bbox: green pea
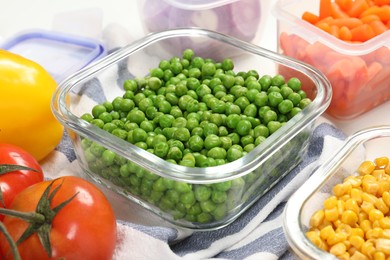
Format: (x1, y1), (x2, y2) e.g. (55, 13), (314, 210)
(204, 134), (221, 149)
(278, 99), (294, 114)
(287, 77), (301, 91)
(236, 120), (252, 136)
(123, 79), (138, 91)
(227, 147), (243, 162)
(188, 135), (204, 152)
(207, 147), (227, 160)
(194, 185), (211, 201)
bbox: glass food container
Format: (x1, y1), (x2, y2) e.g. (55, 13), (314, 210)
(283, 125), (390, 259)
(273, 0), (390, 120)
(52, 28), (331, 230)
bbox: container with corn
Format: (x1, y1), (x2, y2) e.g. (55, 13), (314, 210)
(282, 126), (390, 259)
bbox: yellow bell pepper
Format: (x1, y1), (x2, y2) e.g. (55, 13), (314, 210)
(0, 50), (64, 161)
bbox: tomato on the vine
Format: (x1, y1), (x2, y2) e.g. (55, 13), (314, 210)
(0, 143), (43, 220)
(0, 176), (117, 260)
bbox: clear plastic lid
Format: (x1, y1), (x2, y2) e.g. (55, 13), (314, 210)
(163, 0), (239, 10)
(0, 29), (106, 82)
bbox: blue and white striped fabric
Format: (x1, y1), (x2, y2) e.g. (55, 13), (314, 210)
(41, 26), (347, 260)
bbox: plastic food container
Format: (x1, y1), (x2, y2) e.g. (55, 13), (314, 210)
(0, 30), (106, 83)
(52, 28), (331, 230)
(283, 126), (390, 259)
(137, 0), (263, 52)
(272, 0), (390, 120)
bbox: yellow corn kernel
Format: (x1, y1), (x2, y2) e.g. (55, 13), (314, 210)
(327, 231), (347, 246)
(381, 229), (390, 239)
(324, 196), (338, 209)
(325, 207), (339, 222)
(375, 157), (389, 168)
(320, 225), (335, 240)
(358, 160), (376, 175)
(362, 174), (377, 183)
(350, 235), (365, 250)
(373, 251), (386, 260)
(306, 231), (323, 248)
(369, 209), (385, 223)
(362, 180), (379, 195)
(372, 169), (386, 180)
(318, 218), (332, 230)
(385, 160), (390, 174)
(351, 228), (365, 238)
(340, 194), (351, 202)
(361, 241), (376, 259)
(351, 188), (363, 204)
(330, 242), (347, 256)
(310, 209), (325, 228)
(375, 198), (389, 215)
(334, 183), (350, 197)
(341, 210), (359, 227)
(346, 198), (360, 214)
(337, 223), (352, 236)
(373, 220), (381, 228)
(382, 192), (390, 207)
(333, 219), (342, 229)
(338, 200), (346, 215)
(345, 175), (362, 188)
(360, 219), (372, 233)
(359, 212), (369, 223)
(361, 201), (375, 215)
(343, 239), (351, 250)
(378, 181), (390, 197)
(362, 192), (378, 205)
(339, 252), (351, 260)
(348, 246), (357, 256)
(375, 238), (390, 255)
(366, 227), (384, 239)
(351, 250), (369, 260)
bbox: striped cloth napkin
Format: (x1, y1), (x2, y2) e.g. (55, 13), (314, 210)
(40, 24), (347, 260)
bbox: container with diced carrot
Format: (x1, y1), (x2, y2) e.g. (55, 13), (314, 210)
(273, 0), (390, 119)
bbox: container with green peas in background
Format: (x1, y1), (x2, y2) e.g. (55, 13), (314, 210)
(52, 28), (332, 230)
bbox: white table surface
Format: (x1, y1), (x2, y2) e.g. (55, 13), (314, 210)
(1, 0), (389, 136)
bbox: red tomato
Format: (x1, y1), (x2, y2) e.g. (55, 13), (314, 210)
(0, 176), (117, 260)
(0, 143), (43, 220)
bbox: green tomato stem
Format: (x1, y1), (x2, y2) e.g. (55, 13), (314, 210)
(0, 221), (21, 260)
(0, 208), (45, 223)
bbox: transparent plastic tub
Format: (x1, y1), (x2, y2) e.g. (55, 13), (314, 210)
(137, 0), (264, 53)
(283, 126), (390, 259)
(273, 0), (390, 120)
(52, 28), (331, 230)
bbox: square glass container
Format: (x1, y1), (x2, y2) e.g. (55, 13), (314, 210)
(272, 0), (390, 120)
(52, 28), (331, 230)
(283, 126), (390, 259)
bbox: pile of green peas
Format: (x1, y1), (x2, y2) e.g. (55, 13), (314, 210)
(79, 49), (312, 225)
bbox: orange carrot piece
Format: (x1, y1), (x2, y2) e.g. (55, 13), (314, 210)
(347, 0), (370, 17)
(374, 0), (390, 6)
(339, 26), (353, 40)
(361, 6), (390, 21)
(367, 62), (383, 82)
(319, 0), (332, 19)
(387, 20), (390, 28)
(350, 24), (376, 41)
(331, 3), (350, 18)
(369, 19), (388, 35)
(328, 17), (364, 28)
(302, 11), (320, 24)
(335, 0), (353, 11)
(316, 22), (332, 33)
(329, 25), (340, 38)
(360, 14), (381, 23)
